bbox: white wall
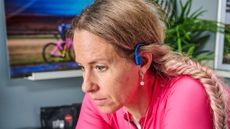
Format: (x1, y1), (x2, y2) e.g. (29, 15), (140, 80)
(188, 0), (218, 52)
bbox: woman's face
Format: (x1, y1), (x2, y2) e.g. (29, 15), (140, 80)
(73, 30), (140, 113)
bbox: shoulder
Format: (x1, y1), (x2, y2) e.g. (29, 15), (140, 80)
(168, 75), (205, 96)
(164, 75), (209, 107)
(160, 75), (213, 129)
(170, 75), (202, 87)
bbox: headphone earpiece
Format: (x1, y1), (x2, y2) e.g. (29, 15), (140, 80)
(134, 44), (144, 65)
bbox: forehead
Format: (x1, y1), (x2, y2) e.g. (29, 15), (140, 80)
(73, 30), (118, 64)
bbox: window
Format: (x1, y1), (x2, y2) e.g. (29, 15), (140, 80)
(215, 0), (230, 70)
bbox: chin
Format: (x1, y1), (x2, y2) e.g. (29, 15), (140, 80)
(97, 104), (121, 113)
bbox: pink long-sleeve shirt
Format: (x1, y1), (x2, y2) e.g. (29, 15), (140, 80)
(76, 75), (230, 129)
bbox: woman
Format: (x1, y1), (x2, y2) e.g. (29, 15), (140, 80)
(71, 0), (230, 129)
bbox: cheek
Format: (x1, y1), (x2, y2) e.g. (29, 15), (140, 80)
(109, 71), (138, 101)
(121, 68), (139, 87)
(96, 61), (139, 103)
(96, 74), (126, 98)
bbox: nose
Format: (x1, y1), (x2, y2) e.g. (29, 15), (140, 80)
(81, 70), (98, 93)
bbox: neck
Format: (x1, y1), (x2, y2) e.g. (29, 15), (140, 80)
(125, 70), (155, 120)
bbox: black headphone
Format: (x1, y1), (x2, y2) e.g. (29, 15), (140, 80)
(134, 43), (144, 65)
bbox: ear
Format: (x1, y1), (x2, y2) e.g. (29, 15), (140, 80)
(140, 52), (152, 74)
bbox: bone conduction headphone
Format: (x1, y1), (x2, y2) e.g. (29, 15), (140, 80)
(134, 43), (144, 65)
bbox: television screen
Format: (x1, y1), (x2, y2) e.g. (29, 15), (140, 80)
(4, 0), (93, 78)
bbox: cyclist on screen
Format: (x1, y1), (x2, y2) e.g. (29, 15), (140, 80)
(58, 23), (71, 41)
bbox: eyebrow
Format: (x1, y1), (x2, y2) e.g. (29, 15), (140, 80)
(76, 58), (112, 66)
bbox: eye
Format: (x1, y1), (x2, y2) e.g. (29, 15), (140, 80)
(95, 65), (107, 72)
(79, 65), (85, 72)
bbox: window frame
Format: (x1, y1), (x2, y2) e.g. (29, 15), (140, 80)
(214, 0), (230, 70)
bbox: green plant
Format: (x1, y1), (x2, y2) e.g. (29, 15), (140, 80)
(151, 0), (220, 61)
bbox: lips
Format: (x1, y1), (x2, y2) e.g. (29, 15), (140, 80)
(92, 98), (108, 106)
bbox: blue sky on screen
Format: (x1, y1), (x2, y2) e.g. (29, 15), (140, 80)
(5, 0), (94, 17)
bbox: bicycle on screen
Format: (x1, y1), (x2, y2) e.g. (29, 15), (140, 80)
(42, 23), (75, 63)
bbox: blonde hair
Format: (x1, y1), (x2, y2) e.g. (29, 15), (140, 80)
(72, 0), (229, 128)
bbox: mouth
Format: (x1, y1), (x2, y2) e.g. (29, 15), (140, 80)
(92, 98), (108, 106)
